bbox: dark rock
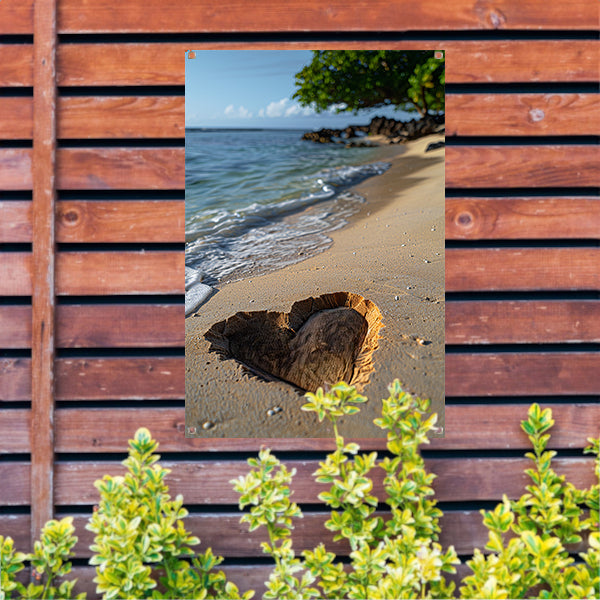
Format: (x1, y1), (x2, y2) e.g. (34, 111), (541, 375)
(425, 141), (445, 152)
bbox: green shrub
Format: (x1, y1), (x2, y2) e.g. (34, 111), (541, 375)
(0, 429), (250, 600)
(0, 517), (83, 600)
(1, 384), (597, 599)
(233, 381), (599, 599)
(86, 427), (251, 600)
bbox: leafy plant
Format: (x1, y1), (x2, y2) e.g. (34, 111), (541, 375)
(87, 427), (251, 600)
(460, 404), (600, 599)
(0, 517), (82, 600)
(233, 382), (599, 600)
(233, 381), (459, 599)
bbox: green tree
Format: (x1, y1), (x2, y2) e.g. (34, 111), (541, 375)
(292, 50), (444, 118)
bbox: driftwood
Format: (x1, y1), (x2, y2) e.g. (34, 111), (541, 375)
(204, 292), (383, 392)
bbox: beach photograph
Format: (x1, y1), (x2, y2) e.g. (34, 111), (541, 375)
(185, 50), (445, 438)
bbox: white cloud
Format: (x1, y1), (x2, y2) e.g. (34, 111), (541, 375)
(224, 104), (252, 118)
(260, 98), (315, 119)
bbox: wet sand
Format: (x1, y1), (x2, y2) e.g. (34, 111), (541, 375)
(185, 133), (445, 438)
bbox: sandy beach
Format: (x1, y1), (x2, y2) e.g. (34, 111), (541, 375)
(185, 132), (445, 438)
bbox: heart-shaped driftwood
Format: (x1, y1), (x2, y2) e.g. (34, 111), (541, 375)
(205, 292), (383, 393)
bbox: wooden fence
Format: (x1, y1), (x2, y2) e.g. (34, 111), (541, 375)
(0, 0), (598, 596)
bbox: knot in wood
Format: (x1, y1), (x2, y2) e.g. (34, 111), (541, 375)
(457, 212), (473, 226)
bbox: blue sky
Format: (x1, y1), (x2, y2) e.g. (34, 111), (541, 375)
(185, 50), (414, 130)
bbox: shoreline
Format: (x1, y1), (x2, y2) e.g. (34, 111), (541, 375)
(185, 132), (445, 439)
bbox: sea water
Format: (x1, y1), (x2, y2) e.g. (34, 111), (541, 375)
(185, 128), (391, 285)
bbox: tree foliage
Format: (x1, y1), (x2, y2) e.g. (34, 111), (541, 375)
(292, 50), (445, 118)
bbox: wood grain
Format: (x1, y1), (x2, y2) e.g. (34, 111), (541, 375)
(0, 457), (573, 506)
(3, 401), (595, 454)
(55, 357), (184, 400)
(0, 253), (32, 296)
(446, 300), (600, 344)
(446, 248), (600, 291)
(446, 145), (600, 189)
(0, 0), (33, 34)
(0, 357), (184, 401)
(56, 41), (600, 86)
(46, 403), (600, 453)
(0, 45), (33, 86)
(56, 200), (184, 242)
(447, 94), (600, 136)
(0, 98), (33, 139)
(56, 251), (183, 295)
(0, 410), (29, 453)
(0, 359), (30, 401)
(31, 0), (58, 543)
(2, 507), (587, 558)
(1, 462), (30, 505)
(0, 201), (32, 242)
(7, 93), (599, 140)
(55, 304), (184, 347)
(57, 96), (184, 139)
(0, 306), (31, 349)
(49, 457), (595, 506)
(0, 198), (183, 243)
(446, 352), (600, 396)
(53, 0), (598, 33)
(0, 149), (33, 190)
(446, 197), (600, 240)
(444, 40), (600, 83)
(0, 252), (183, 296)
(56, 148), (184, 190)
(0, 304), (183, 349)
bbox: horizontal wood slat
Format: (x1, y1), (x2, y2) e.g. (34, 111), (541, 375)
(7, 146), (598, 192)
(2, 402), (597, 454)
(0, 357), (183, 401)
(446, 352), (600, 396)
(0, 149), (33, 190)
(0, 201), (31, 242)
(0, 304), (183, 349)
(0, 305), (31, 348)
(0, 252), (183, 296)
(446, 248), (600, 291)
(57, 200), (184, 242)
(52, 0), (599, 33)
(5, 1), (596, 34)
(446, 145), (600, 188)
(0, 98), (33, 139)
(47, 456), (596, 505)
(7, 458), (595, 506)
(0, 45), (33, 86)
(446, 94), (600, 137)
(6, 94), (599, 140)
(55, 41), (600, 87)
(0, 508), (587, 558)
(0, 148), (185, 190)
(57, 148), (185, 190)
(0, 410), (29, 453)
(446, 300), (600, 344)
(446, 197), (600, 240)
(0, 200), (184, 243)
(1, 253), (32, 295)
(57, 96), (184, 139)
(0, 0), (34, 34)
(6, 457), (593, 507)
(56, 251), (183, 295)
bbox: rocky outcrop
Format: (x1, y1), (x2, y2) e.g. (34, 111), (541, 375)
(301, 114), (445, 145)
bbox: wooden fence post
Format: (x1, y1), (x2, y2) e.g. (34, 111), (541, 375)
(31, 0), (58, 549)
